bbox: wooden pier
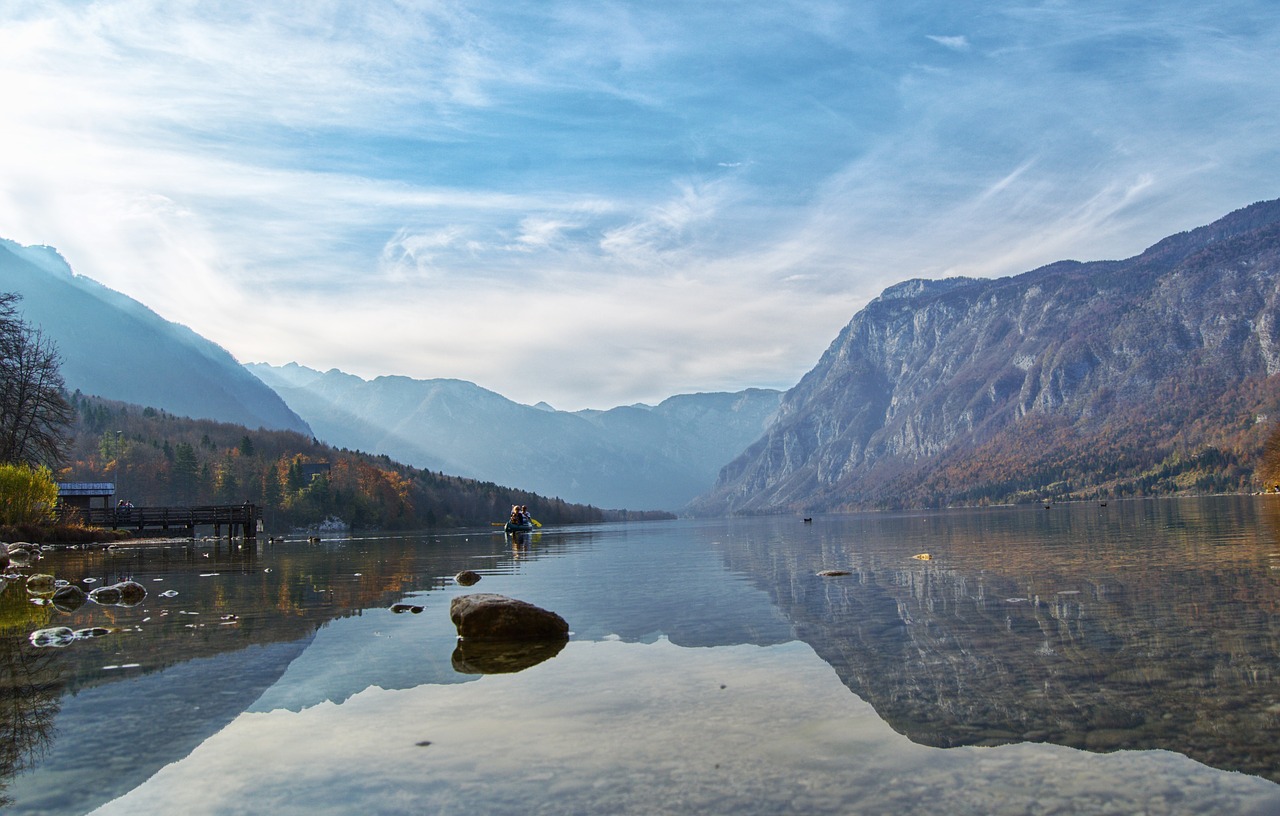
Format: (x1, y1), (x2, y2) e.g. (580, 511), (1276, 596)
(85, 504), (260, 540)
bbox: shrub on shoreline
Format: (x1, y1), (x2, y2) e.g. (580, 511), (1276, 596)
(0, 523), (130, 545)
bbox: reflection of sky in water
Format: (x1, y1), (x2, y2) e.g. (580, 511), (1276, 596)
(10, 501), (1280, 814)
(255, 519), (793, 712)
(94, 638), (1280, 816)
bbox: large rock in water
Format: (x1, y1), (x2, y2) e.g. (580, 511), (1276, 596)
(449, 594), (569, 641)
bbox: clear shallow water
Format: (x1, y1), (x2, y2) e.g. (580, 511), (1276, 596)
(2, 497), (1280, 814)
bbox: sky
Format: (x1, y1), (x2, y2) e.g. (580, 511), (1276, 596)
(0, 1), (1278, 411)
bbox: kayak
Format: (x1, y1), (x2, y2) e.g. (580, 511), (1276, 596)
(504, 520), (534, 533)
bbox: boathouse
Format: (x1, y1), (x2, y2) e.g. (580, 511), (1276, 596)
(56, 482), (115, 512)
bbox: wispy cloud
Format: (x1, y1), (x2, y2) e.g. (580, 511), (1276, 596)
(1, 1), (1279, 408)
(926, 34), (970, 51)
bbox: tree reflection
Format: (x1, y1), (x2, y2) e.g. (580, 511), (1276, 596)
(0, 597), (63, 808)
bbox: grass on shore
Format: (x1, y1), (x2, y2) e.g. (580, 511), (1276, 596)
(0, 523), (131, 546)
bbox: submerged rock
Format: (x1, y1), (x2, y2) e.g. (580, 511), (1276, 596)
(449, 593), (569, 642)
(116, 581), (147, 605)
(88, 585), (123, 605)
(454, 570), (482, 586)
(6, 543), (38, 567)
(51, 584), (87, 611)
(87, 580), (147, 606)
(29, 627), (76, 647)
(25, 573), (56, 594)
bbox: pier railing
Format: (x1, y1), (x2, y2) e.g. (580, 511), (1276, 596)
(83, 504), (259, 539)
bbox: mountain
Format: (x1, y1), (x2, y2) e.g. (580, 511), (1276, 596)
(695, 198), (1280, 514)
(0, 239), (310, 435)
(246, 362), (781, 510)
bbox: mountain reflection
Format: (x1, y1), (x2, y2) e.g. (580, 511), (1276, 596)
(713, 497), (1280, 782)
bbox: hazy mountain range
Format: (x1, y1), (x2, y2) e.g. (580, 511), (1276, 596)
(5, 197), (1279, 516)
(695, 198), (1280, 514)
(245, 362), (781, 511)
(0, 239), (310, 435)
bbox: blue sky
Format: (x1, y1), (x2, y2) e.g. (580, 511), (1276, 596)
(1, 1), (1278, 410)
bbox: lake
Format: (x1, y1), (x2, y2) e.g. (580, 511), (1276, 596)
(3, 496), (1280, 814)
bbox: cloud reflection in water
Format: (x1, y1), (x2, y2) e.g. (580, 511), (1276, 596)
(90, 638), (1280, 815)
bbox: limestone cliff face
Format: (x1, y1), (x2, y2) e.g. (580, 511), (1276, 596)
(698, 199), (1280, 513)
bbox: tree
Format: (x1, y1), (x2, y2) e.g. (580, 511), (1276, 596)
(0, 463), (58, 525)
(172, 442), (199, 503)
(0, 294), (73, 468)
(1257, 422), (1280, 491)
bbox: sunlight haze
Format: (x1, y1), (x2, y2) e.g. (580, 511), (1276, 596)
(1, 1), (1277, 409)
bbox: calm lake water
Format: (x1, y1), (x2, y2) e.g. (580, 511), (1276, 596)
(3, 496), (1280, 814)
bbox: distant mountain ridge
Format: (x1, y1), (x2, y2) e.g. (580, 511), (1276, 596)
(247, 362), (781, 511)
(695, 198), (1280, 513)
(0, 239), (310, 435)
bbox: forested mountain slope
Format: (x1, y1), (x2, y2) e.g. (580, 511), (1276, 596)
(0, 239), (309, 434)
(59, 393), (663, 531)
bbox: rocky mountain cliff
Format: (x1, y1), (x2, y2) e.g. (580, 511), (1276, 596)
(247, 362), (781, 511)
(696, 199), (1280, 513)
(0, 239), (311, 435)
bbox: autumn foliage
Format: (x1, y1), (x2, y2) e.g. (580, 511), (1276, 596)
(59, 393), (657, 531)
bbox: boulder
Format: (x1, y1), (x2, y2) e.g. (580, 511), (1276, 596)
(449, 594), (569, 642)
(454, 570), (482, 586)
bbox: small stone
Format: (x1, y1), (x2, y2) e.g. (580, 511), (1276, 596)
(454, 570), (482, 586)
(817, 569), (851, 577)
